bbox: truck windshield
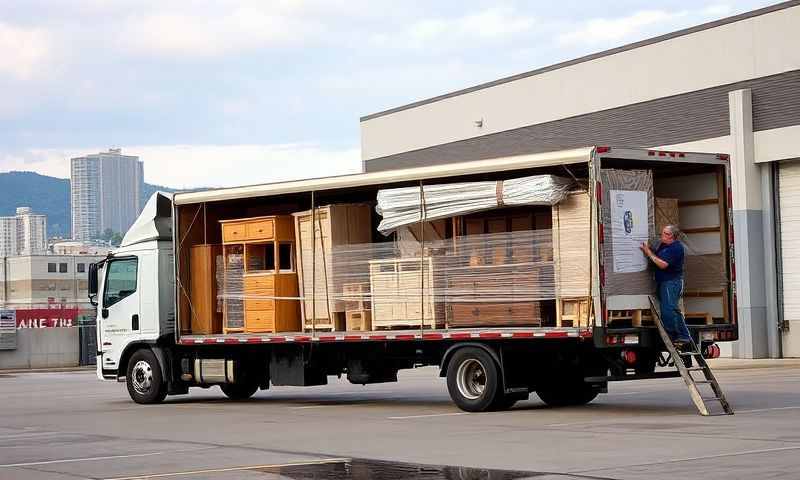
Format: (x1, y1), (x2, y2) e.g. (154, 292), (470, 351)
(103, 258), (138, 308)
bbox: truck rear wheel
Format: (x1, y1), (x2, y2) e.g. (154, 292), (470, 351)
(446, 347), (502, 412)
(220, 382), (259, 400)
(126, 349), (167, 404)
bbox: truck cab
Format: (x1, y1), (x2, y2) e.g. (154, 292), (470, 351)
(90, 193), (175, 388)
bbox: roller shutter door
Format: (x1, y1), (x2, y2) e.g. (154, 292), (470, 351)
(779, 160), (800, 357)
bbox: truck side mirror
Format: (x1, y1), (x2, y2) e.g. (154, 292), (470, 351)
(88, 263), (99, 306)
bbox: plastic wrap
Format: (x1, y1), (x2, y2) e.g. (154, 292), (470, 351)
(215, 228), (594, 331)
(376, 175), (574, 234)
(601, 169), (655, 296)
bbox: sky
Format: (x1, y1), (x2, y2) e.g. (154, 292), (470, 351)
(0, 0), (778, 189)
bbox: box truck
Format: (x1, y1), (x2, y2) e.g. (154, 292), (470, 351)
(89, 146), (736, 412)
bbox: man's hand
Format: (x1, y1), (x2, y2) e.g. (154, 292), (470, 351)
(640, 242), (652, 256)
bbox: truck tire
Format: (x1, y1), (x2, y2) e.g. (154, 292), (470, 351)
(126, 349), (167, 404)
(446, 347), (502, 412)
(220, 382), (259, 400)
(536, 382), (598, 407)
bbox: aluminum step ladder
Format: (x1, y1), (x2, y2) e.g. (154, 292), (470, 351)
(648, 295), (734, 416)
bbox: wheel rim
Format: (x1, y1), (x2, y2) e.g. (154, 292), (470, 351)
(456, 358), (487, 400)
(131, 360), (153, 395)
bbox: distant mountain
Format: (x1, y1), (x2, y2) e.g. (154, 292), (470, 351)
(0, 171), (176, 238)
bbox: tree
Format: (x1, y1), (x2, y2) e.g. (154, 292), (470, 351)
(100, 228), (114, 242)
(110, 232), (123, 246)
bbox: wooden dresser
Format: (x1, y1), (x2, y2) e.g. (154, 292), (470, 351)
(220, 215), (300, 333)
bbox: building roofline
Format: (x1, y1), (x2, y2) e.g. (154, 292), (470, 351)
(360, 0), (800, 122)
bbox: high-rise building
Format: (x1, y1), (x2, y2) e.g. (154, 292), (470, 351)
(70, 148), (144, 241)
(0, 217), (16, 257)
(0, 207), (47, 257)
(15, 207), (47, 256)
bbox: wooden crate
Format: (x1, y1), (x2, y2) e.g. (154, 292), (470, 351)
(552, 192), (592, 299)
(556, 297), (591, 328)
(342, 282), (370, 311)
(346, 310), (372, 331)
(368, 257), (441, 329)
(189, 244), (223, 335)
(293, 204), (372, 331)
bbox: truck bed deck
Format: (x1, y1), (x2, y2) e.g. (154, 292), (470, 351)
(178, 326), (592, 345)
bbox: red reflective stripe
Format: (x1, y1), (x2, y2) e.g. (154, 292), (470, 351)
(395, 334), (416, 341)
(344, 335), (363, 341)
(247, 337), (261, 343)
(370, 335), (387, 341)
(318, 336), (336, 342)
(598, 223), (604, 243)
(544, 331), (569, 338)
(478, 332), (502, 339)
(294, 336), (312, 342)
(595, 146), (610, 153)
(596, 182), (603, 204)
(423, 333), (444, 340)
(511, 331), (534, 338)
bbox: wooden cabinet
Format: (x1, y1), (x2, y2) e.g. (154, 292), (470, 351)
(242, 273), (299, 333)
(189, 244), (223, 334)
(293, 204), (372, 331)
(220, 215), (300, 333)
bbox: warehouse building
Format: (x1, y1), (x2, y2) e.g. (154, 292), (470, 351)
(360, 1), (800, 358)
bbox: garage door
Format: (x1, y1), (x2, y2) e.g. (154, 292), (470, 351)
(779, 160), (800, 357)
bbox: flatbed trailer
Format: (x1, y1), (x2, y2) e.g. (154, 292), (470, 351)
(90, 146), (737, 412)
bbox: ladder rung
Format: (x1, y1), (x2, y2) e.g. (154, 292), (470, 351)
(687, 367), (705, 371)
(694, 380), (713, 384)
(701, 396), (721, 402)
(679, 351), (701, 356)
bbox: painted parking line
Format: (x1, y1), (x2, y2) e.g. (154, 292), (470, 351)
(387, 412), (469, 420)
(0, 447), (213, 468)
(102, 458), (350, 480)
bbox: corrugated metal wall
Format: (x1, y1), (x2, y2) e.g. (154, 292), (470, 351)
(778, 159), (800, 357)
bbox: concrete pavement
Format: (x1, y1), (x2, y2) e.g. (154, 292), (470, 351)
(1, 365), (799, 479)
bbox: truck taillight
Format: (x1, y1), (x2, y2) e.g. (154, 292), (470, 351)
(622, 350), (637, 365)
(596, 146), (610, 153)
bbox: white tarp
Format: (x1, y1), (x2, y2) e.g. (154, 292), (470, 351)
(375, 175), (573, 234)
(609, 189), (648, 273)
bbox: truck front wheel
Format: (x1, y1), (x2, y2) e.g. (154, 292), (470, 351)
(126, 349), (167, 404)
(446, 347), (502, 412)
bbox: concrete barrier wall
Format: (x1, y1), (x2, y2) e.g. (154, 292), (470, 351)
(0, 328), (79, 369)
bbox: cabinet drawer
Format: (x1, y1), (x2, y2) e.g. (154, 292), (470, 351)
(246, 220), (274, 240)
(222, 223), (246, 243)
(245, 309), (275, 332)
(246, 299), (275, 311)
(244, 275), (274, 291)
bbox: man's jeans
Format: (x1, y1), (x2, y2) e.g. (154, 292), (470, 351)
(657, 278), (691, 342)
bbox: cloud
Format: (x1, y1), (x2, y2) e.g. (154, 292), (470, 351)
(0, 144), (362, 189)
(374, 6), (536, 51)
(118, 7), (323, 59)
(0, 22), (51, 79)
(557, 10), (689, 47)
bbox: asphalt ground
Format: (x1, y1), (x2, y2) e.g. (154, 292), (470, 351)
(1, 363), (799, 479)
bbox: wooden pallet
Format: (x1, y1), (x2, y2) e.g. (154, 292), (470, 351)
(556, 297), (590, 328)
(607, 309), (654, 328)
(684, 312), (714, 325)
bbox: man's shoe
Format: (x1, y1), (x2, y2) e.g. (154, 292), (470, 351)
(672, 339), (691, 351)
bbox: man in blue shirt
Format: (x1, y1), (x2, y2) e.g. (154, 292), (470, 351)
(640, 225), (692, 347)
